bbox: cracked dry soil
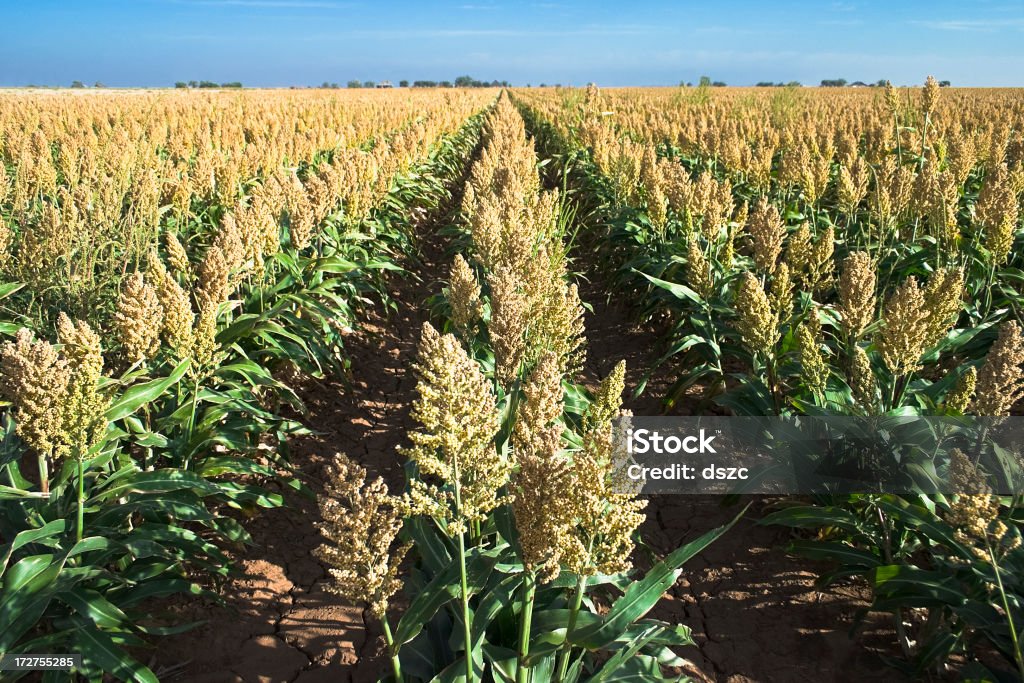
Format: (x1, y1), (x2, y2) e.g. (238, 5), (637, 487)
(158, 186), (906, 683)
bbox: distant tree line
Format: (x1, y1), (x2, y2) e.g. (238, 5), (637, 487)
(679, 76), (728, 87)
(174, 81), (244, 89)
(820, 78), (951, 87)
(340, 75), (510, 88)
(756, 81), (803, 87)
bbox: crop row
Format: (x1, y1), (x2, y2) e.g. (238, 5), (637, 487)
(514, 83), (1024, 680)
(311, 93), (740, 683)
(0, 90), (492, 680)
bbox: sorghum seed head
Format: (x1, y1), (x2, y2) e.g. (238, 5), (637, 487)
(876, 276), (930, 376)
(314, 453), (411, 619)
(838, 252), (876, 340)
(164, 231), (190, 275)
(971, 321), (1024, 416)
(945, 366), (976, 414)
(401, 322), (508, 532)
(114, 272), (163, 364)
(447, 254), (482, 337)
(734, 272), (777, 359)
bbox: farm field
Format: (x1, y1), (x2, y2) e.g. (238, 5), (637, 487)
(0, 82), (1023, 683)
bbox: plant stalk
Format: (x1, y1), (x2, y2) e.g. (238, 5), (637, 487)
(76, 457), (85, 543)
(38, 453), (49, 496)
(989, 542), (1024, 682)
(381, 616), (404, 683)
(516, 569), (537, 683)
(555, 572), (587, 682)
(453, 458), (474, 683)
(876, 504), (911, 657)
(457, 528), (474, 683)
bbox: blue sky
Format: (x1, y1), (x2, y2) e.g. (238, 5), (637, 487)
(1, 0), (1022, 87)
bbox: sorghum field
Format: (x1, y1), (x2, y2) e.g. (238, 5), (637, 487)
(1, 82), (1023, 682)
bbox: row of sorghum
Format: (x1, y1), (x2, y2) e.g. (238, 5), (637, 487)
(0, 90), (494, 323)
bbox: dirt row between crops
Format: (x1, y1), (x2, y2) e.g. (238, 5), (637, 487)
(159, 172), (904, 682)
(157, 180), (468, 681)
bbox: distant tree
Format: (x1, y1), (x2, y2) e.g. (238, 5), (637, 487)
(331, 82), (339, 88)
(939, 79), (951, 87)
(712, 81), (726, 87)
(399, 79), (409, 87)
(363, 80), (375, 88)
(188, 80), (198, 88)
(175, 81), (188, 88)
(874, 79), (888, 87)
(439, 80), (452, 88)
(454, 75), (475, 87)
(198, 80), (219, 88)
(756, 81), (776, 87)
(221, 82), (242, 88)
(70, 80), (85, 88)
(321, 81), (331, 88)
(786, 81), (802, 87)
(820, 78), (848, 87)
(347, 80), (362, 88)
(698, 75), (712, 87)
(93, 81), (105, 88)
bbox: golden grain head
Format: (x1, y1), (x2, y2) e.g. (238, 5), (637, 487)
(114, 271), (163, 364)
(837, 252), (876, 340)
(447, 254), (483, 338)
(796, 311), (828, 397)
(401, 322), (507, 532)
(734, 271), (778, 359)
(314, 453), (411, 619)
(746, 196), (784, 274)
(971, 320), (1024, 417)
(945, 366), (976, 414)
(876, 275), (930, 376)
(0, 328), (71, 458)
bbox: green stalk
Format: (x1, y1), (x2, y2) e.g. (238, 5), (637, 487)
(989, 542), (1024, 682)
(183, 375), (201, 470)
(452, 468), (475, 683)
(516, 569), (537, 683)
(37, 452), (49, 496)
(381, 616), (404, 683)
(457, 528), (474, 683)
(76, 457), (85, 543)
(555, 572), (587, 682)
(876, 504), (911, 657)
